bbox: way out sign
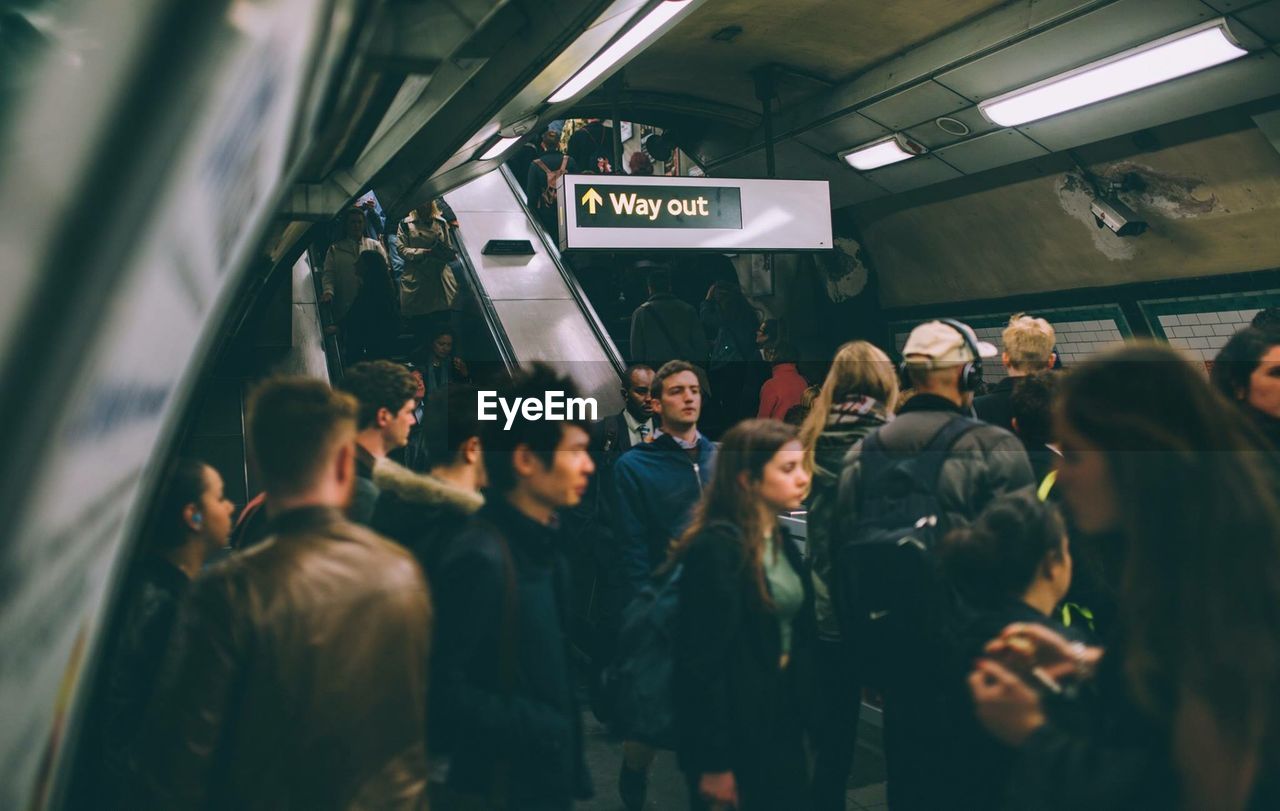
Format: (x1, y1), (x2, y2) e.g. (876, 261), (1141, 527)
(576, 184), (742, 229)
(558, 174), (832, 252)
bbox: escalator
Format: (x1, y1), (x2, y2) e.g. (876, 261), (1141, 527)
(444, 166), (625, 415)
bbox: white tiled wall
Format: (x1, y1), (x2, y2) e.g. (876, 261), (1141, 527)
(1157, 309), (1260, 361)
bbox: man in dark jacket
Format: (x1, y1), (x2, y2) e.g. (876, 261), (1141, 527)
(629, 268), (709, 370)
(338, 360), (419, 525)
(834, 319), (1034, 811)
(975, 313), (1056, 432)
(567, 118), (613, 174)
(133, 378), (431, 811)
(429, 364), (593, 810)
(609, 359), (715, 809)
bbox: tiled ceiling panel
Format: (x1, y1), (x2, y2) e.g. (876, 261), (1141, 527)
(859, 81), (971, 131)
(791, 112), (891, 156)
(933, 129), (1049, 175)
(862, 154), (963, 193)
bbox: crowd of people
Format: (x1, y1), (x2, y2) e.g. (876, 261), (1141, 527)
(79, 290), (1280, 811)
(72, 157), (1280, 808)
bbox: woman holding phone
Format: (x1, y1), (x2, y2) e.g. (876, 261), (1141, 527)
(670, 419), (814, 810)
(969, 343), (1280, 811)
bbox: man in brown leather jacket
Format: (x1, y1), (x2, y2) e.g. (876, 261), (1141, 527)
(133, 378), (432, 810)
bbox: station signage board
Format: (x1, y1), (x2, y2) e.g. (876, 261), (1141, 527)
(558, 174), (832, 251)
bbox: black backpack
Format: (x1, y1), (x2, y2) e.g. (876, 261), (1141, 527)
(833, 416), (979, 689)
(603, 560), (683, 748)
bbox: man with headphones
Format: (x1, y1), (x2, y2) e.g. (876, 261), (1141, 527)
(831, 319), (1034, 811)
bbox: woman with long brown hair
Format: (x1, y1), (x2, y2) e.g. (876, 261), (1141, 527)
(970, 343), (1280, 810)
(671, 419), (814, 810)
(796, 340), (899, 810)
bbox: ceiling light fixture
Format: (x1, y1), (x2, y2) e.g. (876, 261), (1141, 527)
(478, 135), (520, 161)
(548, 0), (692, 104)
(979, 19), (1249, 127)
(840, 134), (926, 171)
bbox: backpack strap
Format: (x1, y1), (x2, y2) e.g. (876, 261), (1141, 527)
(912, 416), (982, 502)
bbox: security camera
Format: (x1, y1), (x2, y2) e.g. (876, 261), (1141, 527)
(1090, 198), (1148, 237)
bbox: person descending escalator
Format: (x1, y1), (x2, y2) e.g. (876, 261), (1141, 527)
(321, 207), (387, 327)
(525, 127), (576, 241)
(339, 249), (400, 362)
(568, 118), (614, 175)
(398, 199), (459, 342)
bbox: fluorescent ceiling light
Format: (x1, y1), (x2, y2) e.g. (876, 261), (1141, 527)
(478, 136), (520, 161)
(548, 1), (691, 104)
(841, 136), (920, 171)
(980, 21), (1248, 127)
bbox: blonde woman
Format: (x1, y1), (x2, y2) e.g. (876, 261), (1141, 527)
(796, 340), (899, 811)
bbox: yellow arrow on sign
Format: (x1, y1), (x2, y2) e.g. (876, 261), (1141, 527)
(581, 187), (603, 214)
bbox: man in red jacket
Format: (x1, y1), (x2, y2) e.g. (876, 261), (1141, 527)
(757, 341), (808, 420)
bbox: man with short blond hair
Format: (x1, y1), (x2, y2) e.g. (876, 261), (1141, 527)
(975, 313), (1056, 432)
(134, 377), (431, 811)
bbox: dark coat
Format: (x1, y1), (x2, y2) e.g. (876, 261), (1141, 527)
(835, 394), (1035, 539)
(370, 458), (485, 570)
(974, 375), (1018, 433)
(133, 507), (431, 811)
(610, 432), (716, 599)
(429, 498), (590, 810)
(806, 399), (889, 640)
(629, 293), (709, 370)
(92, 556), (190, 805)
(935, 600), (1089, 809)
(674, 522), (814, 808)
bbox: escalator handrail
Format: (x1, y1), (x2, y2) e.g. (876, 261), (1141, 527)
(448, 223), (519, 372)
(497, 165), (626, 379)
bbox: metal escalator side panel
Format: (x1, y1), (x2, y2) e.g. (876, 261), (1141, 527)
(443, 170), (624, 415)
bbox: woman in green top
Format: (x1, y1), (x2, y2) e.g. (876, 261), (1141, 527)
(669, 419), (815, 810)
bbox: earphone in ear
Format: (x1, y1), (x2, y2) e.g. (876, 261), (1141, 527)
(192, 511), (203, 527)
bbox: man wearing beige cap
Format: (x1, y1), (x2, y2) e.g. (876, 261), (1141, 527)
(831, 318), (1032, 811)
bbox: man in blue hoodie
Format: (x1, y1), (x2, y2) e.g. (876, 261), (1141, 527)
(609, 359), (716, 809)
